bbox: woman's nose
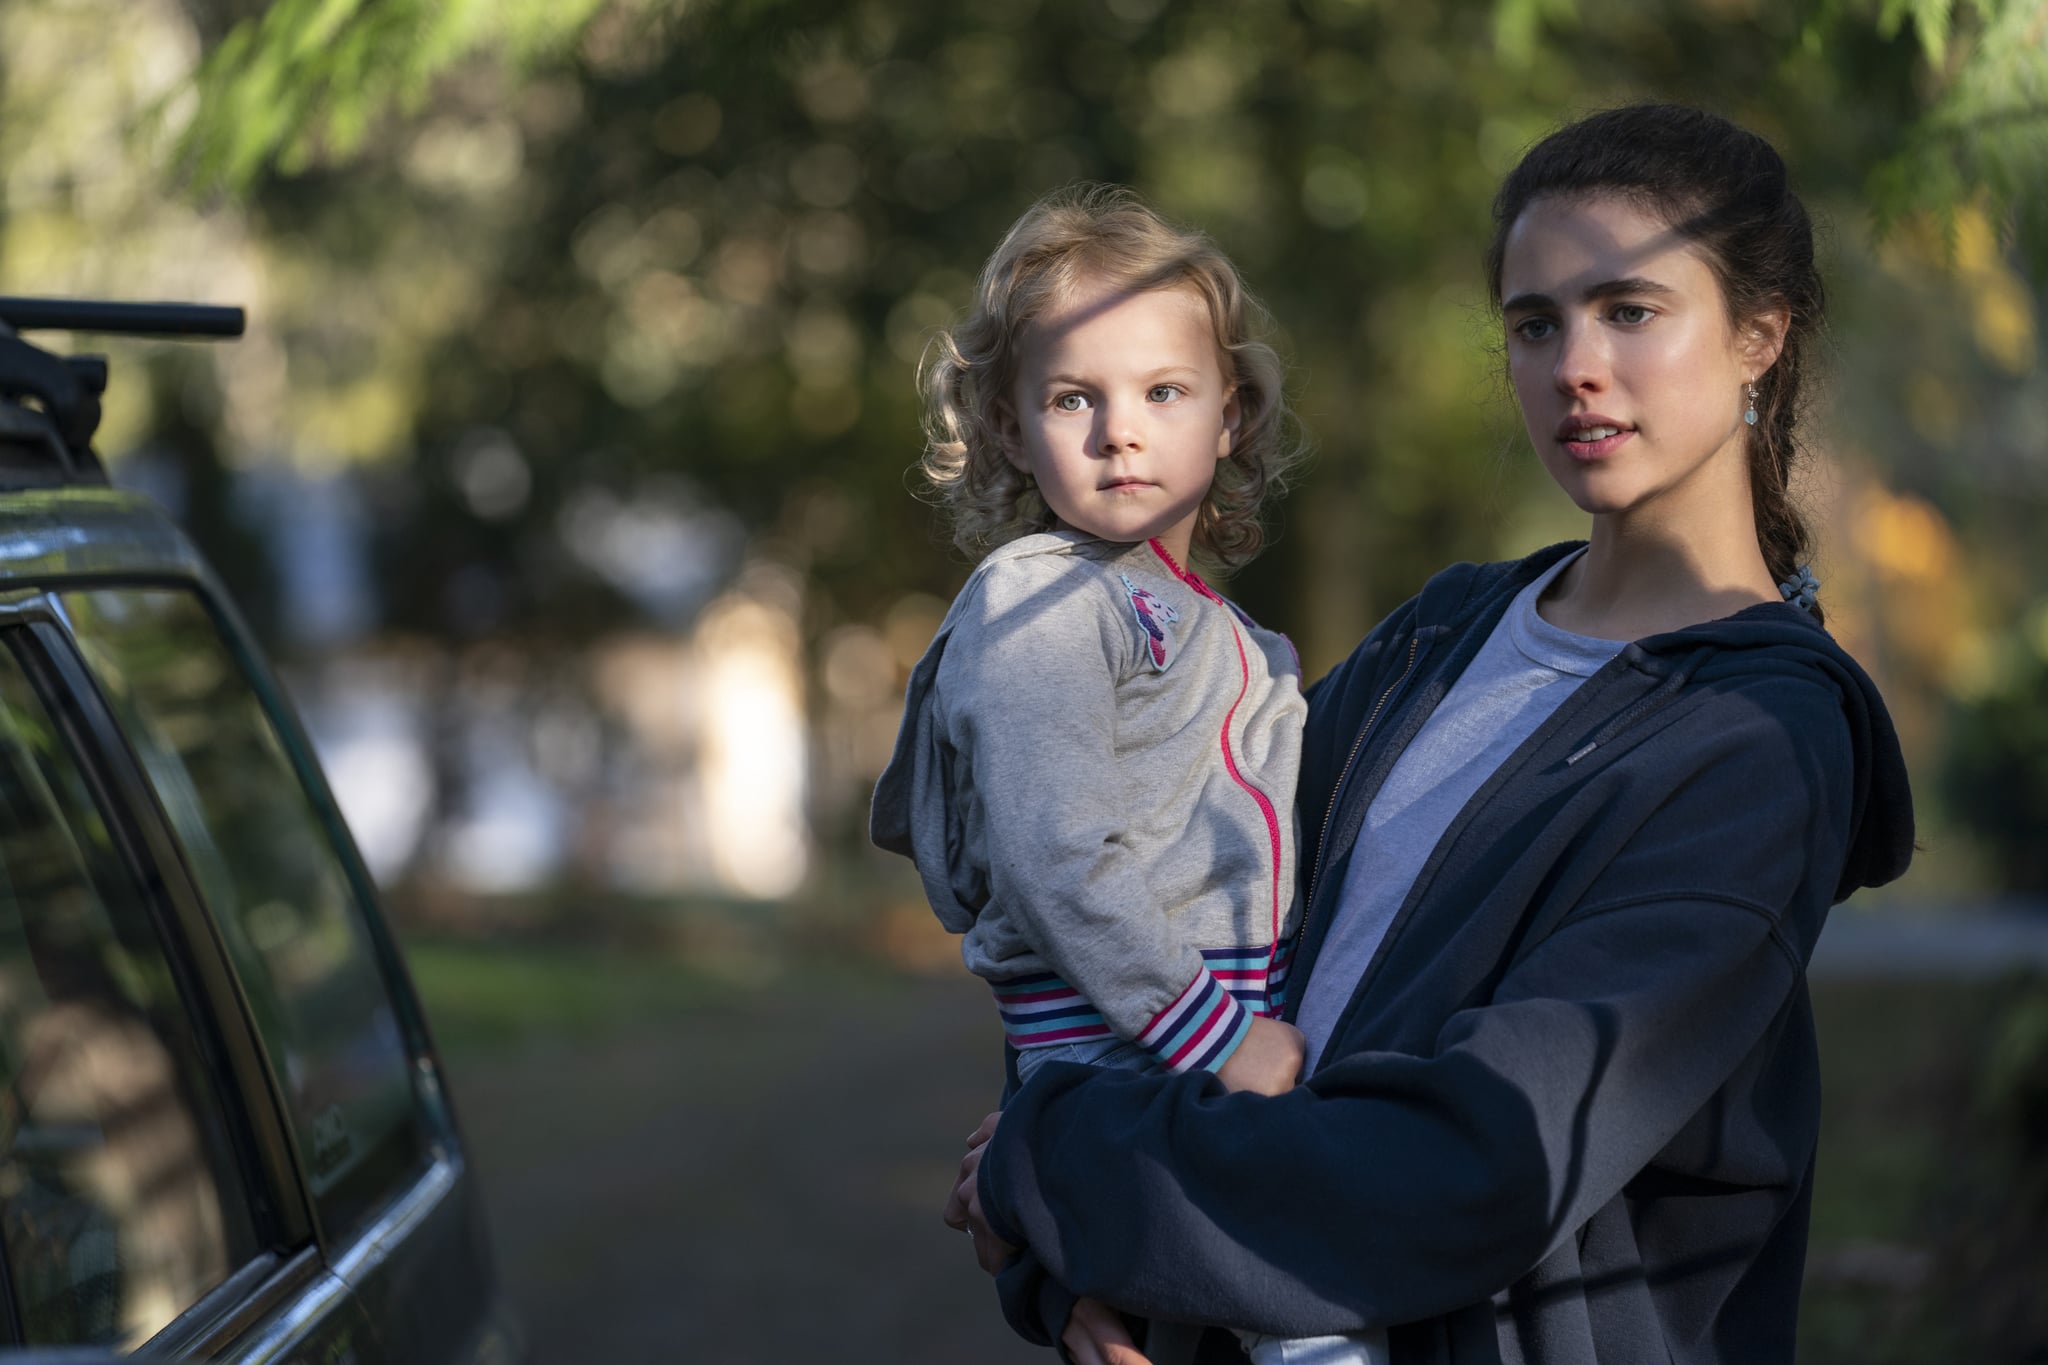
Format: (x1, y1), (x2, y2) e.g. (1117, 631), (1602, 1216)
(1553, 321), (1609, 395)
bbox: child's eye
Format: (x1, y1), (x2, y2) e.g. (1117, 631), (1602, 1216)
(1612, 304), (1653, 325)
(1147, 384), (1182, 403)
(1511, 317), (1555, 342)
(1053, 392), (1090, 412)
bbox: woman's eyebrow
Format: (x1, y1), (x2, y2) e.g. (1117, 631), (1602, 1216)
(1501, 291), (1555, 314)
(1503, 277), (1676, 314)
(1585, 275), (1676, 301)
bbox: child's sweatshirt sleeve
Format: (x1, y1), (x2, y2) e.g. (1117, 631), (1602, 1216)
(940, 554), (1251, 1075)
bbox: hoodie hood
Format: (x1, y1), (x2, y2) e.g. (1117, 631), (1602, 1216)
(1420, 544), (1913, 903)
(1393, 545), (1912, 903)
(1640, 603), (1914, 901)
(871, 530), (1118, 928)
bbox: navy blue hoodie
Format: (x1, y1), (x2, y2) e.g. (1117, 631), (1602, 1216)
(979, 543), (1915, 1364)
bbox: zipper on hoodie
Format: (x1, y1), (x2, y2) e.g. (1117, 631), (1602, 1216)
(1147, 541), (1289, 991)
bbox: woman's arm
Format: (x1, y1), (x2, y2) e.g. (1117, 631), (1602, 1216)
(978, 684), (1853, 1339)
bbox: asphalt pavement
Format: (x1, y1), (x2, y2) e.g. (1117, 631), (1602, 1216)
(447, 971), (1044, 1365)
(445, 901), (2048, 1363)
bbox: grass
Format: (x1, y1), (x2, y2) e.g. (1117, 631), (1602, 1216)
(1803, 974), (2048, 1362)
(402, 938), (734, 1051)
(399, 928), (916, 1053)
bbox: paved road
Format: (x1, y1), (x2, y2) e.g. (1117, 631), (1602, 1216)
(446, 972), (1045, 1365)
(444, 905), (2048, 1363)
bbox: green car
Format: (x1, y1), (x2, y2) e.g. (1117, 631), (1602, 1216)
(0, 301), (519, 1363)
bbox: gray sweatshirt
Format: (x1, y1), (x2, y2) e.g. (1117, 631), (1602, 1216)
(872, 530), (1305, 1073)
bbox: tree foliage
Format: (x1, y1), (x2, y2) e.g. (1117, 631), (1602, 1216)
(171, 0), (617, 192)
(1815, 0), (2048, 264)
(9, 0), (2045, 733)
(173, 0), (2048, 260)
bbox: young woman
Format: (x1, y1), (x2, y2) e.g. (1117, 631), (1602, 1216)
(946, 103), (1915, 1365)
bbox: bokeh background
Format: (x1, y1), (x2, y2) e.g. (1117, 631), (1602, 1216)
(4, 0), (2047, 1359)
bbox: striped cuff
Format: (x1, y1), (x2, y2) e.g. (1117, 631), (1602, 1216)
(1137, 967), (1254, 1074)
(992, 973), (1113, 1048)
(1264, 937), (1298, 1015)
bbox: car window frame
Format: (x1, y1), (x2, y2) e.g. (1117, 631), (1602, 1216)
(191, 583), (455, 1126)
(2, 566), (477, 1360)
(36, 573), (461, 1196)
(0, 595), (307, 1350)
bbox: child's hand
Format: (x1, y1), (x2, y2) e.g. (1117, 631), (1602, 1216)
(1214, 1016), (1305, 1096)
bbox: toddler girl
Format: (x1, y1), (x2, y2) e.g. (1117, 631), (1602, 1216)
(874, 186), (1361, 1363)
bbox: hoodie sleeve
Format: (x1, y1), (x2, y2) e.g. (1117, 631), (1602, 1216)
(979, 676), (1853, 1337)
(943, 554), (1251, 1074)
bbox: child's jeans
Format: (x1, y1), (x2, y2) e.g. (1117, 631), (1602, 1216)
(1011, 1034), (1151, 1084)
(1238, 1330), (1391, 1365)
(1010, 1039), (1390, 1365)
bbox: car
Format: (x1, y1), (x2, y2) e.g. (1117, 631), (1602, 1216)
(0, 298), (520, 1363)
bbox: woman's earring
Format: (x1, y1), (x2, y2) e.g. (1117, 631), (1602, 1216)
(1743, 383), (1759, 427)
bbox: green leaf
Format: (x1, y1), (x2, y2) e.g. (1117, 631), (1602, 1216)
(166, 0), (614, 195)
(1490, 0), (1579, 68)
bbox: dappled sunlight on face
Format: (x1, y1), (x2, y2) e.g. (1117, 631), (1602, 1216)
(1006, 281), (1236, 566)
(1499, 194), (1757, 527)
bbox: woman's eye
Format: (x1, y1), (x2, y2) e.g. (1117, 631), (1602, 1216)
(1612, 304), (1653, 325)
(1053, 393), (1089, 412)
(1147, 384), (1181, 403)
(1512, 318), (1554, 342)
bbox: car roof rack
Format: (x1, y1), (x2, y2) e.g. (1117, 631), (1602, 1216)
(0, 297), (244, 492)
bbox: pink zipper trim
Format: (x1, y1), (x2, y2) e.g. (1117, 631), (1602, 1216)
(1147, 539), (1287, 977)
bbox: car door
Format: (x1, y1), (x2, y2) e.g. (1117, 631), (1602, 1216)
(45, 581), (509, 1365)
(0, 597), (381, 1364)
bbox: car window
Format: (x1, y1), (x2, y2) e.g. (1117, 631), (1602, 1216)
(0, 633), (260, 1347)
(59, 588), (429, 1243)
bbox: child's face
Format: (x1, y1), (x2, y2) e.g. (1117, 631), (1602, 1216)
(1003, 279), (1240, 567)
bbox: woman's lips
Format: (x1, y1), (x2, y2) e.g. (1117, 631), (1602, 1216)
(1555, 418), (1635, 461)
(1560, 428), (1633, 460)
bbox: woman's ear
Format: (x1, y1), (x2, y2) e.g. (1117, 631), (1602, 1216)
(1742, 303), (1791, 378)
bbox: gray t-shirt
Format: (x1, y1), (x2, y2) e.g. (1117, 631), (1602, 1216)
(1297, 550), (1624, 1073)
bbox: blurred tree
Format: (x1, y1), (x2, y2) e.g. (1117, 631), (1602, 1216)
(1944, 604), (2048, 894)
(214, 0), (2013, 661)
(7, 0), (2046, 880)
(106, 0), (2038, 661)
(172, 0), (620, 192)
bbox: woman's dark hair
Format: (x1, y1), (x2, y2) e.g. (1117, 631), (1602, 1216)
(1484, 104), (1826, 622)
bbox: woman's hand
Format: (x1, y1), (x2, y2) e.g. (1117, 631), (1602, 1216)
(944, 1117), (1153, 1363)
(1215, 1015), (1306, 1096)
(942, 1111), (1017, 1274)
(1062, 1296), (1156, 1365)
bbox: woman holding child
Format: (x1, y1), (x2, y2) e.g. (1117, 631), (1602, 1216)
(887, 103), (1914, 1364)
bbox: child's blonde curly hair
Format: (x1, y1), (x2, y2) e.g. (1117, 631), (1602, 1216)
(918, 185), (1303, 572)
